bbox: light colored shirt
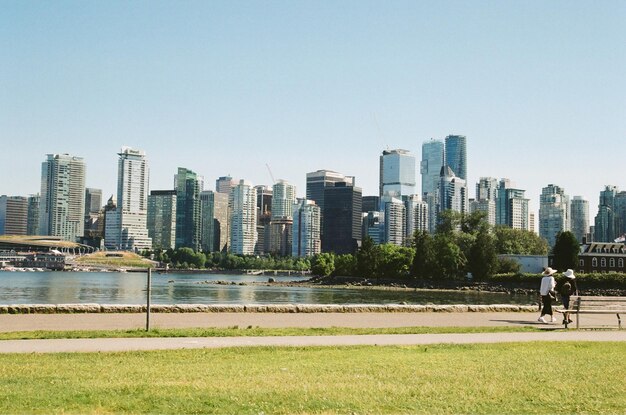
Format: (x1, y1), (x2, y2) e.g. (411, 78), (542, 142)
(539, 275), (556, 296)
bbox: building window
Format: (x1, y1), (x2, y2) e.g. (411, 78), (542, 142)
(619, 258), (624, 268)
(592, 258), (598, 267)
(601, 258), (606, 267)
(610, 258), (616, 268)
(579, 259), (584, 267)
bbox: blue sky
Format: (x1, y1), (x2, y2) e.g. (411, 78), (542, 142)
(1, 1), (625, 220)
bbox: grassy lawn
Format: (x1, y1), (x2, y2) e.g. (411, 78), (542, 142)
(73, 251), (154, 269)
(0, 342), (624, 414)
(0, 325), (549, 340)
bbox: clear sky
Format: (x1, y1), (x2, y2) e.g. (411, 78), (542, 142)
(1, 1), (625, 220)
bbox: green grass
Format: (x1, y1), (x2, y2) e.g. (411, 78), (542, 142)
(0, 342), (625, 414)
(0, 325), (550, 340)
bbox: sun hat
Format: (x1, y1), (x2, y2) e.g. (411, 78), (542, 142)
(542, 267), (557, 276)
(563, 269), (576, 279)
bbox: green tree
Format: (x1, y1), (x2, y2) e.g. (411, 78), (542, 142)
(468, 229), (498, 280)
(378, 244), (415, 279)
(436, 210), (462, 234)
(552, 231), (579, 271)
(493, 226), (549, 255)
(333, 254), (356, 277)
(356, 237), (381, 279)
(411, 231), (435, 280)
(311, 253), (335, 277)
(432, 234), (467, 280)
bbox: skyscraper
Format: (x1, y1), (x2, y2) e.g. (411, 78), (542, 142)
(405, 194), (429, 238)
(84, 188), (102, 216)
(271, 180), (296, 219)
(539, 184), (570, 247)
(26, 194), (40, 235)
(593, 186), (622, 243)
(322, 182), (362, 254)
(438, 166), (468, 215)
(420, 139), (444, 198)
(496, 179), (529, 230)
(292, 199), (321, 257)
(175, 167), (202, 250)
(105, 147), (151, 251)
(474, 177), (498, 226)
(215, 176), (235, 194)
(39, 153), (86, 242)
(147, 190), (177, 250)
(570, 196), (589, 243)
(0, 196), (28, 235)
(382, 196), (405, 246)
(229, 180), (257, 255)
(379, 149), (416, 199)
(444, 135), (467, 181)
(200, 190), (229, 253)
(306, 170), (354, 235)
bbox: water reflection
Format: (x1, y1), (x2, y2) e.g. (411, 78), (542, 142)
(0, 271), (534, 305)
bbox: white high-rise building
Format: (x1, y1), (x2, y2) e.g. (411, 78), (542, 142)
(382, 195), (405, 246)
(105, 147), (152, 251)
(271, 180), (296, 219)
(39, 154), (86, 242)
(292, 199), (321, 257)
(405, 195), (429, 239)
(539, 184), (570, 247)
(438, 166), (468, 215)
(229, 180), (257, 255)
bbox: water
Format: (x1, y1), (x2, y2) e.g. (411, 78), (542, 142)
(0, 271), (534, 305)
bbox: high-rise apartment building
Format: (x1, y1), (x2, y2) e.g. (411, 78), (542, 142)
(570, 196), (590, 243)
(420, 139), (444, 198)
(292, 199), (321, 257)
(539, 184), (570, 247)
(147, 190), (177, 250)
(473, 177), (498, 226)
(175, 168), (202, 250)
(26, 194), (40, 235)
(381, 196), (405, 246)
(0, 196), (28, 235)
(444, 135), (467, 181)
(496, 179), (529, 230)
(438, 166), (468, 215)
(105, 147), (152, 251)
(379, 149), (416, 199)
(271, 180), (296, 219)
(229, 180), (257, 255)
(322, 182), (362, 254)
(39, 154), (86, 242)
(405, 194), (429, 238)
(200, 190), (229, 253)
(268, 218), (292, 256)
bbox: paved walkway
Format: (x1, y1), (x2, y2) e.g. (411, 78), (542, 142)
(1, 311), (620, 332)
(1, 311), (623, 353)
(2, 331), (626, 354)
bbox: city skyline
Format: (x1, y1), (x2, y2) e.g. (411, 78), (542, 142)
(2, 2), (625, 220)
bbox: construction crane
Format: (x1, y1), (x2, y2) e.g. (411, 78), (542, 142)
(265, 163), (276, 184)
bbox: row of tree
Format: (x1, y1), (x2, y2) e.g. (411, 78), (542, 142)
(142, 211), (580, 281)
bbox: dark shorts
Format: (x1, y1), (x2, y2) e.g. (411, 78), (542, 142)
(562, 295), (570, 310)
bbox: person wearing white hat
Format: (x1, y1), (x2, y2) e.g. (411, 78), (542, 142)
(559, 269), (578, 325)
(538, 267), (558, 323)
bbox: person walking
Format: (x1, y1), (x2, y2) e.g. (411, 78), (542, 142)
(560, 269), (578, 325)
(538, 267), (558, 323)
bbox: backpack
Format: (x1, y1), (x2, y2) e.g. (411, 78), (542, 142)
(560, 281), (573, 297)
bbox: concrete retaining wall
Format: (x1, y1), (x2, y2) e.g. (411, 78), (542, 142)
(0, 303), (538, 314)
